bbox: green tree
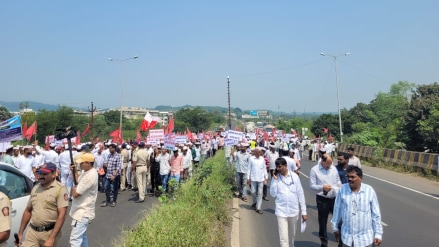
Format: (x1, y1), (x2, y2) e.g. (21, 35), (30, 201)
(403, 82), (439, 152)
(0, 106), (12, 121)
(310, 114), (339, 140)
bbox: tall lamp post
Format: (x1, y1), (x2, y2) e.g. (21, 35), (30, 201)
(108, 56), (139, 135)
(227, 76), (232, 130)
(320, 52), (350, 143)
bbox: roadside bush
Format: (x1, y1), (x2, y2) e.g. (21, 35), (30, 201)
(116, 150), (234, 247)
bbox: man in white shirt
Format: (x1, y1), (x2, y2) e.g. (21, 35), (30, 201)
(235, 144), (250, 202)
(59, 146), (74, 195)
(14, 146), (36, 182)
(35, 143), (59, 164)
(280, 148), (298, 173)
(309, 154), (341, 247)
(247, 147), (268, 214)
(347, 147), (362, 168)
(266, 143), (279, 177)
(69, 153), (98, 247)
(181, 146), (192, 181)
(270, 157), (307, 247)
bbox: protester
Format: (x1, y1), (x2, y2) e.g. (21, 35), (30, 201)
(347, 147), (362, 168)
(17, 162), (69, 246)
(169, 147), (183, 183)
(270, 157), (307, 247)
(14, 146), (36, 182)
(331, 166), (383, 247)
(156, 148), (171, 191)
(181, 146), (192, 182)
(234, 144), (249, 202)
(309, 153), (341, 247)
(101, 144), (121, 207)
(247, 147), (268, 214)
(69, 153), (98, 247)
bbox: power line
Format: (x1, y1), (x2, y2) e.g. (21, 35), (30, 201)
(230, 58), (327, 78)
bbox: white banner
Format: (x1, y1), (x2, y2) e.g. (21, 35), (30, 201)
(164, 134), (175, 150)
(224, 138), (238, 147)
(148, 129), (164, 141)
(227, 130), (244, 142)
(175, 135), (187, 144)
(0, 142), (12, 152)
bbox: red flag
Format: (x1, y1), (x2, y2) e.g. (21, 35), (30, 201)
(109, 127), (123, 144)
(81, 124), (90, 137)
(22, 121), (28, 138)
(25, 121), (37, 141)
(140, 111), (158, 131)
(328, 133), (334, 142)
(263, 131), (268, 141)
(166, 115), (174, 134)
(136, 129), (142, 142)
(45, 136), (50, 150)
(186, 127), (195, 142)
(76, 130), (81, 145)
(323, 128), (328, 133)
(291, 129), (296, 135)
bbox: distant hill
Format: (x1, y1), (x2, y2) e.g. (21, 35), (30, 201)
(0, 101), (61, 112)
(0, 101), (333, 117)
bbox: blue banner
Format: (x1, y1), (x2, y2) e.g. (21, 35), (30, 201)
(0, 115), (22, 142)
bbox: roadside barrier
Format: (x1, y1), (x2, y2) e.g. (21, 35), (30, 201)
(338, 143), (439, 173)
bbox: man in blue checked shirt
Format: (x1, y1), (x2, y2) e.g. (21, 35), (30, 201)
(331, 166), (383, 247)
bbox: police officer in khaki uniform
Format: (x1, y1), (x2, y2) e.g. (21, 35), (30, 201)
(0, 191), (11, 247)
(132, 142), (149, 203)
(120, 143), (130, 191)
(129, 141), (139, 191)
(17, 162), (69, 247)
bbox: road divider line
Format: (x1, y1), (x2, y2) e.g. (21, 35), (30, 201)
(299, 171), (309, 179)
(364, 174), (439, 201)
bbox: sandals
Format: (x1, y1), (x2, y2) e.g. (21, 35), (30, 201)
(256, 209), (263, 214)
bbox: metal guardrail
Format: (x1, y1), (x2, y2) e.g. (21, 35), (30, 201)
(338, 143), (439, 172)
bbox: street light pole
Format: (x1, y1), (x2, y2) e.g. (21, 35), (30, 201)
(320, 52), (350, 143)
(108, 56), (139, 136)
(227, 76), (232, 130)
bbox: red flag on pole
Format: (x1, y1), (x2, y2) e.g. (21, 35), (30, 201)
(81, 124), (90, 137)
(109, 127), (122, 144)
(22, 121), (28, 138)
(323, 128), (328, 133)
(76, 130), (81, 145)
(25, 121), (37, 141)
(166, 115), (174, 134)
(186, 127), (195, 142)
(141, 111), (159, 131)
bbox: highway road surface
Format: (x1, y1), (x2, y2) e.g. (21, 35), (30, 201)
(58, 189), (159, 246)
(237, 156), (439, 247)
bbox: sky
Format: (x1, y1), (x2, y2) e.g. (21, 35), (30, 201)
(1, 1), (438, 113)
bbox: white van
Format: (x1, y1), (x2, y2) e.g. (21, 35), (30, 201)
(0, 163), (33, 247)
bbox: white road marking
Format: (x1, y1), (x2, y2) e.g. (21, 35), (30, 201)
(381, 221), (388, 226)
(363, 174), (439, 201)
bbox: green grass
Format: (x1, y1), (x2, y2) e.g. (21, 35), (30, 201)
(116, 150), (234, 247)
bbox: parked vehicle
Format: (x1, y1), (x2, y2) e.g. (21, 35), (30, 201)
(0, 162), (34, 247)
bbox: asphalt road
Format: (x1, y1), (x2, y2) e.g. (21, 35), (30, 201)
(58, 189), (159, 247)
(238, 154), (439, 247)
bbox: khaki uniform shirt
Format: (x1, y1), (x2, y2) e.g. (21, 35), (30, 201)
(132, 149), (149, 166)
(121, 149), (130, 165)
(27, 180), (69, 226)
(0, 192), (11, 247)
(69, 169), (98, 221)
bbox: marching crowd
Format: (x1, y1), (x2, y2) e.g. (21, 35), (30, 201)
(0, 133), (383, 247)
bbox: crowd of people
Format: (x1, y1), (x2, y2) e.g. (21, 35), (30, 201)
(0, 133), (382, 247)
(229, 136), (382, 247)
